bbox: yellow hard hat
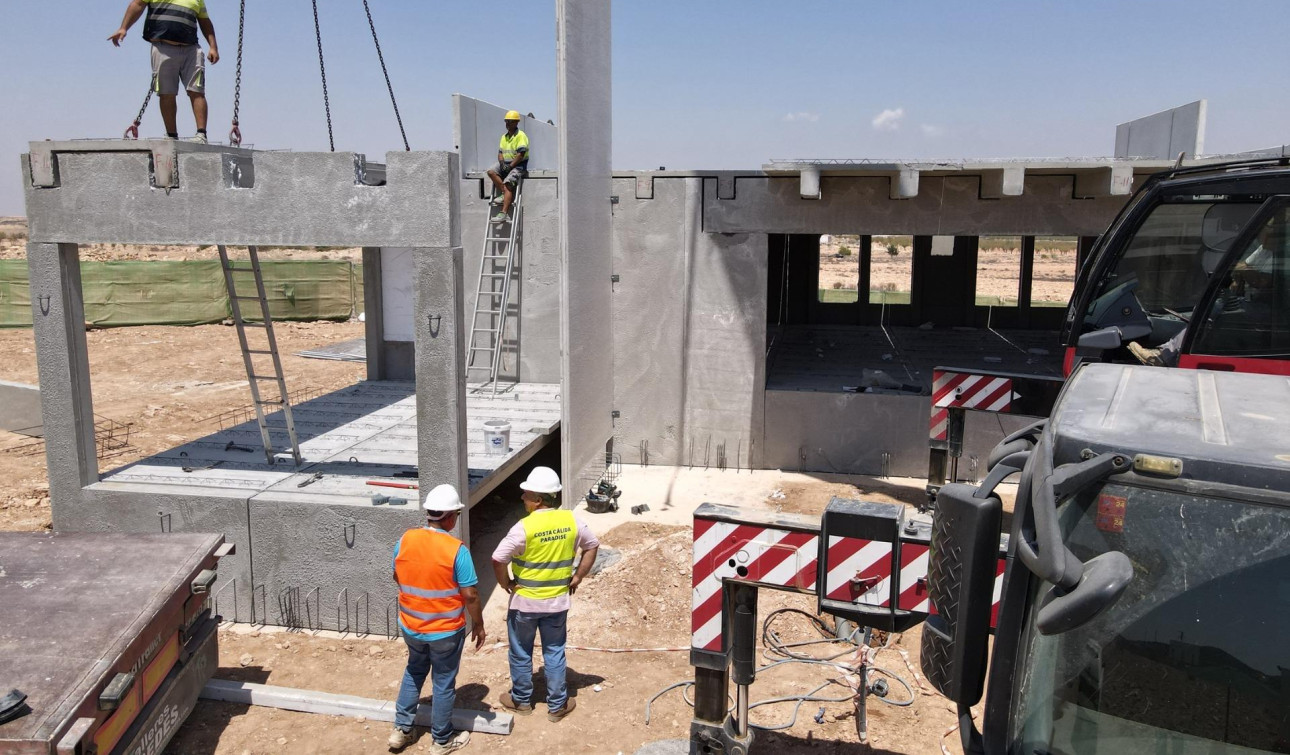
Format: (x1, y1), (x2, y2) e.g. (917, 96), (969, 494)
(504, 110), (522, 121)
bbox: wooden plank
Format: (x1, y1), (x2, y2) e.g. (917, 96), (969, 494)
(200, 679), (513, 735)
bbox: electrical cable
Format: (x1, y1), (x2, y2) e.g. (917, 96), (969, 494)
(645, 609), (921, 731)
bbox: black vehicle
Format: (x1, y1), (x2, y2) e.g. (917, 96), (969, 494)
(923, 362), (1290, 754)
(1065, 157), (1290, 376)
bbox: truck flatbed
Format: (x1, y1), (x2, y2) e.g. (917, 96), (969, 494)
(0, 532), (226, 755)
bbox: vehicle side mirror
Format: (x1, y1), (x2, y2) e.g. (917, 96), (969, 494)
(1037, 551), (1134, 635)
(1076, 326), (1124, 351)
(920, 483), (1002, 707)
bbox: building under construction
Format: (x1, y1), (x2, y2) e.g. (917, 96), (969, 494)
(20, 4), (1286, 631)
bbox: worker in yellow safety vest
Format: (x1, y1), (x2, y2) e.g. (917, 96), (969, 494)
(485, 110), (529, 224)
(389, 484), (485, 755)
(491, 466), (600, 722)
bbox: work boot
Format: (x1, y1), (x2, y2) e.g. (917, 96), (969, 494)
(189, 133), (208, 145)
(387, 726), (415, 752)
(547, 697), (577, 723)
(428, 730), (470, 754)
(1127, 341), (1165, 367)
(499, 692), (533, 716)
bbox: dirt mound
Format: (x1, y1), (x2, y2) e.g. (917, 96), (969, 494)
(570, 524), (693, 648)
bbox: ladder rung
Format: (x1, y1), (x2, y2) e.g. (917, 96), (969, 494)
(246, 349), (274, 355)
(475, 309), (502, 315)
(483, 254), (509, 259)
(469, 347), (494, 352)
(486, 237), (511, 242)
(233, 295), (262, 301)
(250, 375), (280, 381)
(482, 273), (506, 277)
(241, 322), (268, 328)
(473, 328), (501, 333)
(257, 400), (284, 406)
(477, 291), (503, 297)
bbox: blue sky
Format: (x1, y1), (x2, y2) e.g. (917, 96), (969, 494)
(2, 0), (1287, 216)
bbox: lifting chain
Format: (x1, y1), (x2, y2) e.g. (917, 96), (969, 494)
(311, 0), (335, 152)
(228, 0), (246, 146)
(124, 86), (153, 140)
(362, 0), (409, 151)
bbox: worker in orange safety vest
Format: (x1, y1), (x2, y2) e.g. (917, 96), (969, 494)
(389, 484), (485, 755)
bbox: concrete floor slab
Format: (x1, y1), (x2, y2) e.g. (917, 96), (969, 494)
(97, 380), (560, 506)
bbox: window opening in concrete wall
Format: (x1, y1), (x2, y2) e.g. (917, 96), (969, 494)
(977, 236), (1023, 307)
(818, 234), (861, 303)
(870, 236), (913, 304)
(1032, 236), (1079, 307)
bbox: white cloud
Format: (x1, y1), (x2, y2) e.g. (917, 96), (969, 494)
(871, 107), (905, 131)
(784, 112), (821, 123)
(920, 123), (945, 138)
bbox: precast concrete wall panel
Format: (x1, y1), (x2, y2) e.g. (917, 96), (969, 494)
(23, 148), (458, 248)
(557, 0), (615, 502)
(702, 175), (1141, 237)
(611, 177), (690, 465)
(380, 248), (417, 342)
(460, 177), (562, 383)
(68, 485), (256, 622)
(453, 94), (559, 176)
(762, 391), (931, 478)
(247, 498), (417, 632)
(1115, 100), (1206, 159)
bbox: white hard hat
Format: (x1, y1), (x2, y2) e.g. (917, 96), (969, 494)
(519, 466), (562, 494)
(422, 484), (464, 513)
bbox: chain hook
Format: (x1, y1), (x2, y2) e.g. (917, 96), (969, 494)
(229, 121), (242, 148)
(124, 121), (141, 140)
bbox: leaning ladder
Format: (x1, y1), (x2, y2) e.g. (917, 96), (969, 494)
(466, 179), (525, 396)
(218, 245), (303, 466)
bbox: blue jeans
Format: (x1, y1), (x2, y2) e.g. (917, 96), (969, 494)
(507, 609), (568, 713)
(394, 629), (465, 744)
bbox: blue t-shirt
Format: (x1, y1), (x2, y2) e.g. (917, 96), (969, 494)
(392, 534), (478, 642)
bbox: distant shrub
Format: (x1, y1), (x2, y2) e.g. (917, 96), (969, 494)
(832, 281), (843, 289)
(837, 246), (852, 257)
(886, 243), (899, 257)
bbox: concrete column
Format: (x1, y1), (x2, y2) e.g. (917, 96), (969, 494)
(361, 247), (385, 381)
(414, 248), (470, 542)
(27, 243), (97, 519)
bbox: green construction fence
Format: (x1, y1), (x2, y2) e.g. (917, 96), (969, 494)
(0, 259), (364, 328)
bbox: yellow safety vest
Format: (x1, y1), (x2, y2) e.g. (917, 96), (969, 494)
(513, 509), (577, 600)
(499, 130), (530, 165)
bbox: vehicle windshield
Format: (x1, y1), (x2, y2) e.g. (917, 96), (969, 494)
(1087, 199), (1261, 318)
(1010, 483), (1290, 754)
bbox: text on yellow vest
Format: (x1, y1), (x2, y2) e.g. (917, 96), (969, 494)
(513, 509), (578, 600)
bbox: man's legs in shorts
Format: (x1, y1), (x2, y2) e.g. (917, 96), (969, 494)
(152, 43), (180, 136)
(179, 44), (208, 135)
(500, 168), (525, 217)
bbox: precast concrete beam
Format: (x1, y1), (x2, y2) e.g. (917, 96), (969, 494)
(23, 145), (458, 248)
(980, 167), (1026, 199)
(799, 166), (821, 200)
(1073, 165), (1135, 198)
(890, 168), (920, 199)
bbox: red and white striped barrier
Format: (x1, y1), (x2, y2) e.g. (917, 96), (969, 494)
(930, 370), (1016, 441)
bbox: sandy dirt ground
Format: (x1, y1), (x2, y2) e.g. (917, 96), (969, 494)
(820, 235), (1077, 305)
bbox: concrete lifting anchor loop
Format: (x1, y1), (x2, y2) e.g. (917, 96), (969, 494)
(427, 314), (441, 337)
(343, 522), (356, 548)
(37, 295), (51, 316)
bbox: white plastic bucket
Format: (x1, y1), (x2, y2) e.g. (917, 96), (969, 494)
(483, 420), (511, 456)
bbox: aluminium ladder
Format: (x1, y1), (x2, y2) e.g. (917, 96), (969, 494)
(466, 179), (525, 396)
(218, 245), (303, 466)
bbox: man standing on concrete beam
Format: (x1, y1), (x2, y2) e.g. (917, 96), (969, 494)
(492, 466), (599, 723)
(486, 110), (529, 224)
(109, 0), (219, 143)
(390, 485), (485, 754)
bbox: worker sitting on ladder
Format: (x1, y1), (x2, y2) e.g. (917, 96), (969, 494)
(486, 111), (529, 224)
(109, 0), (219, 143)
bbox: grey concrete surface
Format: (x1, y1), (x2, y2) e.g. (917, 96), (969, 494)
(557, 0), (616, 504)
(763, 390), (931, 477)
(414, 247), (472, 541)
(247, 496), (415, 632)
(61, 484), (256, 622)
(1115, 100), (1206, 159)
(703, 174), (1146, 236)
(454, 94), (558, 175)
(27, 242), (98, 510)
(460, 176), (562, 384)
(0, 379), (42, 435)
(23, 148), (458, 248)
